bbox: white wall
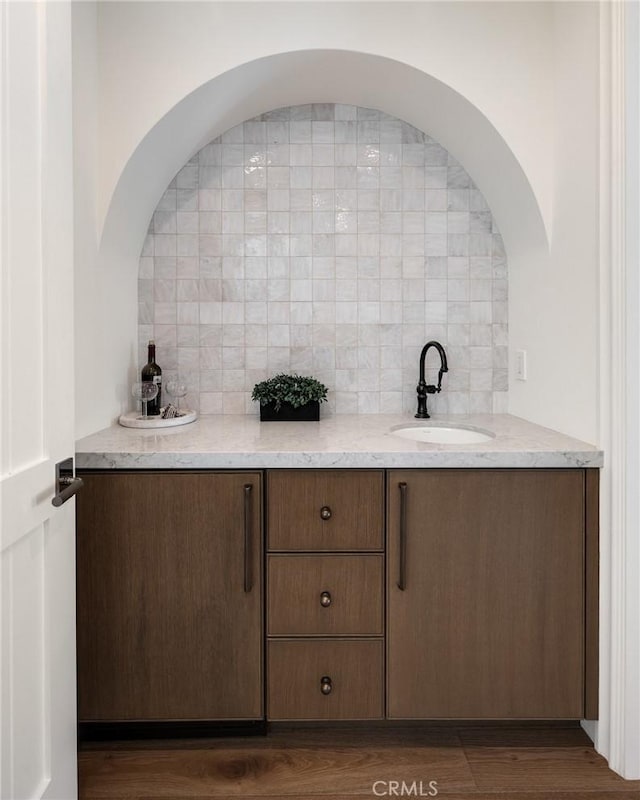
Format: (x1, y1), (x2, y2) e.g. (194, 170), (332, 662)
(72, 1), (99, 439)
(508, 2), (600, 442)
(73, 2), (139, 438)
(74, 0), (600, 445)
(96, 1), (554, 237)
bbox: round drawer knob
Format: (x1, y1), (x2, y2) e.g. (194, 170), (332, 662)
(320, 506), (332, 521)
(320, 591), (332, 607)
(320, 676), (333, 695)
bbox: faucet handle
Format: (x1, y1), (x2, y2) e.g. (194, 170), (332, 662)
(426, 384), (438, 394)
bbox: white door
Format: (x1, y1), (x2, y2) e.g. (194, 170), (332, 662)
(1, 2), (77, 799)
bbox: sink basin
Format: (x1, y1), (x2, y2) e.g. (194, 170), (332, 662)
(390, 423), (495, 444)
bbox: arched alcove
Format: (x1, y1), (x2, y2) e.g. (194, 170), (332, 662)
(86, 49), (562, 435)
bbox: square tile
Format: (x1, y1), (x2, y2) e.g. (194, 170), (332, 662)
(140, 104), (507, 415)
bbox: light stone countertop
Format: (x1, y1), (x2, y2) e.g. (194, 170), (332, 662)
(75, 414), (603, 470)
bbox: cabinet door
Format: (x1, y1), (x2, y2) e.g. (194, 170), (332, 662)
(76, 471), (263, 721)
(387, 470), (585, 719)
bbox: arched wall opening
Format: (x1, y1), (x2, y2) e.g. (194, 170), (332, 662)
(89, 49), (555, 435)
(99, 50), (549, 266)
(82, 48), (598, 448)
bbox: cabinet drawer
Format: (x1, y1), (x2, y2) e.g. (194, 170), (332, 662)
(267, 639), (384, 720)
(267, 470), (384, 551)
(268, 555), (383, 636)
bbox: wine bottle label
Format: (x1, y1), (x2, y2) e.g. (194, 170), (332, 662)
(153, 376), (161, 384)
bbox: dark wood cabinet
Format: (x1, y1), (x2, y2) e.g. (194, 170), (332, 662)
(266, 469), (385, 721)
(76, 471), (263, 722)
(76, 465), (598, 727)
(386, 469), (591, 719)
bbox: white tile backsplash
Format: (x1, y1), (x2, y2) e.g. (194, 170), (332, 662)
(139, 104), (508, 415)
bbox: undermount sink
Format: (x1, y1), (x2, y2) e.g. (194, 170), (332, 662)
(390, 423), (496, 445)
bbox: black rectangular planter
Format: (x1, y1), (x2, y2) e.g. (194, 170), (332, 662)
(259, 401), (320, 422)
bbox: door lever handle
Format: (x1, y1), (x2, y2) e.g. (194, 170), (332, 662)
(52, 457), (83, 507)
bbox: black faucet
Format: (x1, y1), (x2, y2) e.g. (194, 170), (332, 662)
(415, 341), (448, 418)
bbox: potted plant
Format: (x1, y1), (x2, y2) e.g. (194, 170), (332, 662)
(251, 373), (329, 421)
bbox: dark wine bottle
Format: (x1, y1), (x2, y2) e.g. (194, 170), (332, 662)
(141, 339), (162, 416)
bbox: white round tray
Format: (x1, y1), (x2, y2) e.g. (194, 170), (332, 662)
(118, 410), (198, 429)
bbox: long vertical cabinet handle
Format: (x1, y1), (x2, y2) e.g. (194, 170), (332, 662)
(243, 483), (253, 593)
(398, 482), (408, 590)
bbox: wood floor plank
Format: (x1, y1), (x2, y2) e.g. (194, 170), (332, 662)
(80, 727), (462, 751)
(457, 726), (594, 748)
(78, 727), (638, 799)
(79, 794), (640, 800)
(229, 795), (640, 799)
(464, 746), (640, 792)
(79, 744), (474, 797)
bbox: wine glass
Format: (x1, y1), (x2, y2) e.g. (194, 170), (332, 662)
(132, 381), (159, 419)
(165, 377), (188, 411)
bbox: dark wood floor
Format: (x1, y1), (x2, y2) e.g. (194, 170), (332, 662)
(78, 725), (640, 799)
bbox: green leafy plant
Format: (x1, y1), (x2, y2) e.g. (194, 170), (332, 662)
(251, 373), (329, 411)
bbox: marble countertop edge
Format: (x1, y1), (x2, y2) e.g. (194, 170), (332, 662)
(75, 413), (604, 470)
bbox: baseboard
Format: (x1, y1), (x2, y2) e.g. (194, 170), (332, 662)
(78, 719), (267, 741)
